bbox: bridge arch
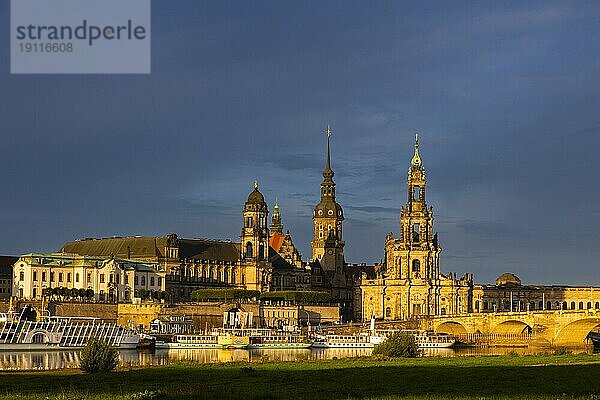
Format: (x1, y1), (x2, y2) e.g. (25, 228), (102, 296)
(554, 318), (600, 347)
(491, 320), (532, 335)
(435, 321), (468, 335)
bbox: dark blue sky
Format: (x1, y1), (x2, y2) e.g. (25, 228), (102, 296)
(2, 1), (600, 285)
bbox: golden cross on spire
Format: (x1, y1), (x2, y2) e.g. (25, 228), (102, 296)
(411, 132), (422, 167)
(326, 125), (332, 138)
(254, 179), (259, 190)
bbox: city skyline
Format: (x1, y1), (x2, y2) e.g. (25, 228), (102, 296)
(2, 1), (600, 286)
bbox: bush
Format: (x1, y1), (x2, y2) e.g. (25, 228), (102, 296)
(191, 289), (260, 301)
(372, 332), (422, 358)
(79, 337), (119, 373)
(260, 290), (331, 304)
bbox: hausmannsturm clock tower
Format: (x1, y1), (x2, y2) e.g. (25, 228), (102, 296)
(311, 126), (345, 273)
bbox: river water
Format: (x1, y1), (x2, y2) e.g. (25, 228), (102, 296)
(1, 346), (590, 371)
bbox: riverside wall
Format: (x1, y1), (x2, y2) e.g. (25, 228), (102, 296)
(0, 300), (340, 331)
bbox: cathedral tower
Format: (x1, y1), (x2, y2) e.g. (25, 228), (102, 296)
(311, 126), (345, 272)
(269, 199), (283, 234)
(387, 133), (441, 281)
(240, 180), (271, 291)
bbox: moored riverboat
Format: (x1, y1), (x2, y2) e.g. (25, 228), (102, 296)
(310, 334), (374, 348)
(247, 333), (311, 349)
(370, 329), (456, 348)
(155, 334), (220, 349)
(0, 310), (139, 351)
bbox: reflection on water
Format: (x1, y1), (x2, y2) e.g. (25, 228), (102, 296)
(0, 346), (592, 371)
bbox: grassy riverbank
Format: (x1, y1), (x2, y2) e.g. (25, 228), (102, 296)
(2, 354), (600, 399)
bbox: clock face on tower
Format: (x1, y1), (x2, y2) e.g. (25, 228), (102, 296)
(327, 249), (334, 255)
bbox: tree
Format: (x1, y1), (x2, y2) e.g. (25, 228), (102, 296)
(372, 332), (422, 358)
(79, 337), (119, 373)
(138, 289), (147, 300)
(85, 288), (94, 301)
(69, 288), (79, 300)
(78, 288), (87, 301)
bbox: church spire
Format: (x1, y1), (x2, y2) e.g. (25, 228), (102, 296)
(323, 125), (334, 180)
(320, 125), (336, 201)
(270, 198), (283, 234)
(411, 132), (422, 169)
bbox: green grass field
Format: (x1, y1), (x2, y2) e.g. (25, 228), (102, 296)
(1, 354), (600, 399)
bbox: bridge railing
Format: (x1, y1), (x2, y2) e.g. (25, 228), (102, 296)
(456, 332), (533, 345)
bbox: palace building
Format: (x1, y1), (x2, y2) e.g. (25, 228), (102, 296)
(12, 253), (166, 302)
(355, 135), (474, 321)
(51, 181), (313, 301)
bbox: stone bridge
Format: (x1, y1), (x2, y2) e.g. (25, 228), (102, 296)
(423, 310), (600, 347)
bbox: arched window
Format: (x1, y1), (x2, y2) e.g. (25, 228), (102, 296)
(259, 243), (265, 260)
(570, 302), (575, 310)
(538, 301), (543, 310)
(475, 300), (480, 311)
(412, 223), (420, 242)
(231, 270), (236, 284)
(412, 259), (420, 273)
(385, 307), (391, 318)
(245, 242), (253, 258)
(413, 186), (420, 200)
(547, 301), (552, 310)
(579, 302), (584, 310)
(596, 302), (599, 309)
(562, 302), (567, 310)
(246, 217), (252, 228)
(19, 271), (24, 281)
(217, 270), (222, 282)
(529, 301), (535, 311)
(209, 269), (214, 282)
(224, 270), (229, 284)
(587, 302), (592, 309)
(440, 307), (446, 315)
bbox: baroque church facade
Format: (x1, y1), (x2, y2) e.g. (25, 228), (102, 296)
(354, 135), (473, 321)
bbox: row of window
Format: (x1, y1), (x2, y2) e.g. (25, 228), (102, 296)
(480, 300), (600, 311)
(18, 270), (162, 287)
(263, 310), (295, 318)
(244, 242), (269, 259)
(179, 267), (237, 284)
(245, 216), (266, 228)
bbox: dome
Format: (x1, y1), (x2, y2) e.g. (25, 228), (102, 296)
(246, 180), (266, 205)
(496, 272), (521, 287)
(246, 188), (265, 205)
